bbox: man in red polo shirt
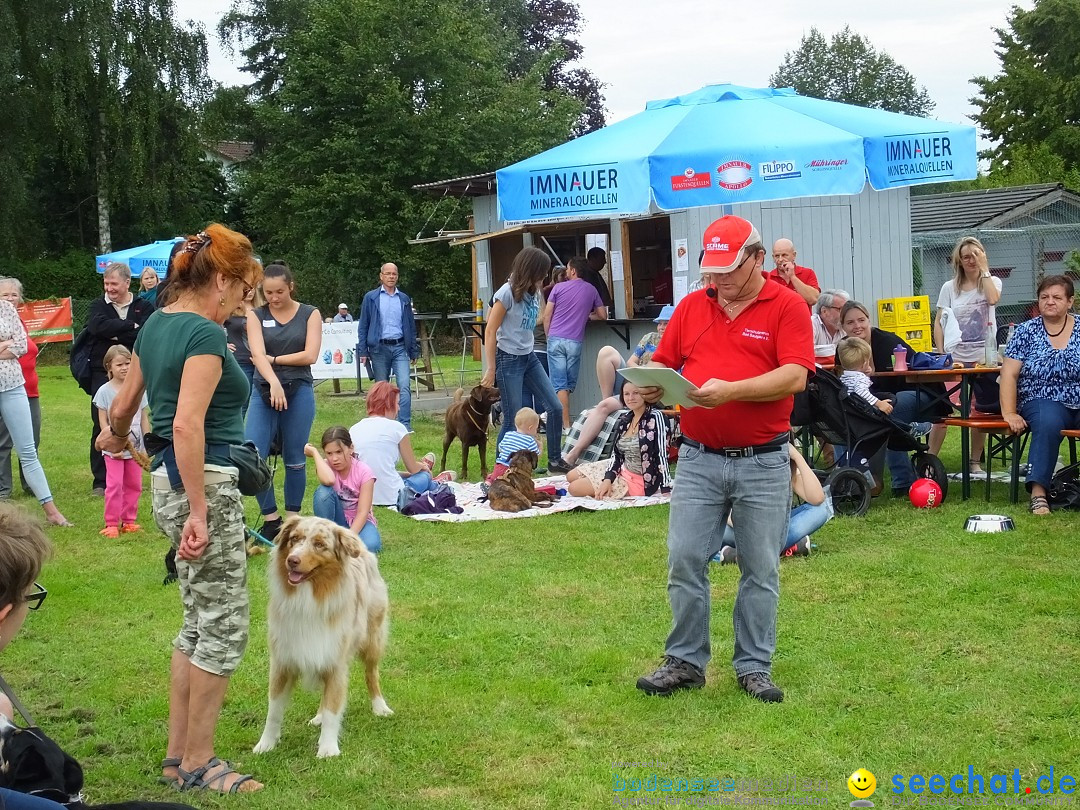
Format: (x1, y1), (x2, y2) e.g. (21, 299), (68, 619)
(636, 216), (814, 703)
(769, 238), (820, 307)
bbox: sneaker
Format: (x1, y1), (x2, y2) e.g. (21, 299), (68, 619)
(479, 481), (490, 497)
(120, 523), (142, 534)
(711, 545), (737, 565)
(547, 457), (575, 475)
(636, 656), (705, 696)
(91, 487), (105, 497)
(434, 470), (456, 483)
(908, 421), (933, 439)
(783, 536), (811, 558)
(259, 517), (283, 543)
(421, 452), (436, 469)
(738, 671), (784, 703)
(99, 526), (120, 538)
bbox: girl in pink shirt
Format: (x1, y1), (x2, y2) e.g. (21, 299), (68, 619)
(305, 426), (381, 552)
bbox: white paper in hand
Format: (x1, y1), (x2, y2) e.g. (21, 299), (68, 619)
(617, 367), (700, 408)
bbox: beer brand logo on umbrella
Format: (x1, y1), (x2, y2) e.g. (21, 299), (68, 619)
(716, 160), (753, 190)
(670, 167), (711, 191)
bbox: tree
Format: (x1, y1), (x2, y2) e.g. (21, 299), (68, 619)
(970, 0), (1080, 172)
(223, 0), (586, 313)
(770, 26), (934, 117)
(0, 0), (222, 261)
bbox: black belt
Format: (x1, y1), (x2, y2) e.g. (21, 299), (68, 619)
(380, 337), (404, 345)
(681, 436), (787, 458)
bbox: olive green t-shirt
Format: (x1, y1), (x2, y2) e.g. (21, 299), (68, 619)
(134, 310), (249, 468)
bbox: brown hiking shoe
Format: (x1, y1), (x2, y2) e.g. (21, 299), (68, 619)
(636, 656), (705, 696)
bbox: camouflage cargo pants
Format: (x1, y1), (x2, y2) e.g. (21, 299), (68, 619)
(152, 473), (249, 676)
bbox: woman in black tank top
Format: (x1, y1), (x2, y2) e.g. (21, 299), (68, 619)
(244, 262), (322, 540)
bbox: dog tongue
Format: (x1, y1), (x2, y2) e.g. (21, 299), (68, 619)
(288, 570), (306, 585)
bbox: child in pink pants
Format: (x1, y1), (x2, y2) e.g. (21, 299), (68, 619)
(92, 346), (150, 537)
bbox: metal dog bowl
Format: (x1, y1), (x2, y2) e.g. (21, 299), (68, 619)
(964, 514), (1016, 533)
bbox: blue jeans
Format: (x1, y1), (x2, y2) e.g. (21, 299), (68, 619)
(0, 387), (52, 504)
(547, 337), (583, 392)
(244, 381), (316, 515)
(665, 441), (791, 676)
(718, 498), (833, 555)
(0, 788), (68, 810)
(882, 389), (934, 491)
(495, 349), (563, 463)
(312, 485), (382, 552)
(1020, 398), (1080, 491)
(370, 341), (412, 430)
(395, 470), (438, 510)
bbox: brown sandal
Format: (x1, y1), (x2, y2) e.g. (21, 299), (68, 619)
(1030, 495), (1051, 515)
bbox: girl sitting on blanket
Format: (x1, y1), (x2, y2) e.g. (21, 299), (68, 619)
(566, 381), (672, 499)
(305, 426), (381, 553)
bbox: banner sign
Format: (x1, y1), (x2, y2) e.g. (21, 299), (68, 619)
(18, 298), (74, 344)
(311, 321), (368, 381)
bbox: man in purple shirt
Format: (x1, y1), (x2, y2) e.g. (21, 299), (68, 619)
(542, 256), (607, 429)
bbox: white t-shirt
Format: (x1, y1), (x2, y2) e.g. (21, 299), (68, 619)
(350, 416), (409, 506)
(936, 278), (1002, 364)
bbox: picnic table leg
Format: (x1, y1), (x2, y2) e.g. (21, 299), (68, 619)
(960, 424), (971, 500)
(1010, 434), (1021, 504)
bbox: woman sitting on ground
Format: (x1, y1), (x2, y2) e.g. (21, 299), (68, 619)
(566, 381), (671, 499)
(713, 445), (833, 564)
(564, 306), (674, 467)
(349, 381), (453, 508)
(1000, 274), (1080, 516)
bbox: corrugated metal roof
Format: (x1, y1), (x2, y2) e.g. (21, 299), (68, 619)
(413, 172), (496, 197)
(909, 183), (1076, 233)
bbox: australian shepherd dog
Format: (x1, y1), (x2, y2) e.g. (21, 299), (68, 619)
(253, 516), (392, 759)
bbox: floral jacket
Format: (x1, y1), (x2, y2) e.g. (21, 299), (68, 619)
(603, 406), (673, 496)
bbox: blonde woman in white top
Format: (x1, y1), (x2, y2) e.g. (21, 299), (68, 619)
(0, 300), (70, 525)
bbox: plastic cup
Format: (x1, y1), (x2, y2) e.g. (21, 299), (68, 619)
(893, 347), (908, 371)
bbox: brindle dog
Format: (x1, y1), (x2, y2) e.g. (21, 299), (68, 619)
(486, 450), (557, 513)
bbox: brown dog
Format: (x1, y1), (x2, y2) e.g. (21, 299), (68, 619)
(441, 385), (500, 480)
(487, 450), (557, 513)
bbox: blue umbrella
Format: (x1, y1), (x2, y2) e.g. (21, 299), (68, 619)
(496, 84), (977, 222)
(96, 238), (184, 278)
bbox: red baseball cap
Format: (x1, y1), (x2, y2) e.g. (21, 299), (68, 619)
(700, 215), (762, 273)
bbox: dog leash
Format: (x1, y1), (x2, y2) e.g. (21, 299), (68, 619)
(464, 403), (487, 434)
(0, 671), (36, 726)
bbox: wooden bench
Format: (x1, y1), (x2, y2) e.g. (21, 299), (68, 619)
(1062, 429), (1080, 465)
(942, 417), (1028, 503)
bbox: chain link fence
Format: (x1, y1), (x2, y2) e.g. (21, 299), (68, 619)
(913, 220), (1080, 328)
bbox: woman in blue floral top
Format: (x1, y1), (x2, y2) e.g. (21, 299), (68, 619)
(1000, 275), (1080, 514)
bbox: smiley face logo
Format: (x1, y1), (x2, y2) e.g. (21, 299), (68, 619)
(848, 768), (877, 799)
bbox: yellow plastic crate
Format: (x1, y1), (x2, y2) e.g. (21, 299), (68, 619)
(877, 296), (931, 329)
(899, 325), (932, 351)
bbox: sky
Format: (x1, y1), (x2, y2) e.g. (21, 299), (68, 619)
(175, 0), (1022, 132)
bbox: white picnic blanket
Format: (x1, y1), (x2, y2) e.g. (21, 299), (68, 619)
(399, 476), (672, 522)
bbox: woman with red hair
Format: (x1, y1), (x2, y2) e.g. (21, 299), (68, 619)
(98, 223), (265, 794)
(349, 381), (452, 507)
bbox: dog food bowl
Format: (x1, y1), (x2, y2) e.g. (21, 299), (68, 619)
(964, 514), (1016, 533)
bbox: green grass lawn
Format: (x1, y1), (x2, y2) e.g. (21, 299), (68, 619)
(5, 366), (1079, 809)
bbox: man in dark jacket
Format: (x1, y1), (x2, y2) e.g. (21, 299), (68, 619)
(356, 262), (419, 429)
(86, 262), (155, 494)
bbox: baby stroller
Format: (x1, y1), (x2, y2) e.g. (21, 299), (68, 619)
(797, 368), (948, 517)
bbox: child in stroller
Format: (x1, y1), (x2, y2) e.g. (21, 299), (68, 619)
(797, 362), (948, 517)
(836, 337), (934, 441)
